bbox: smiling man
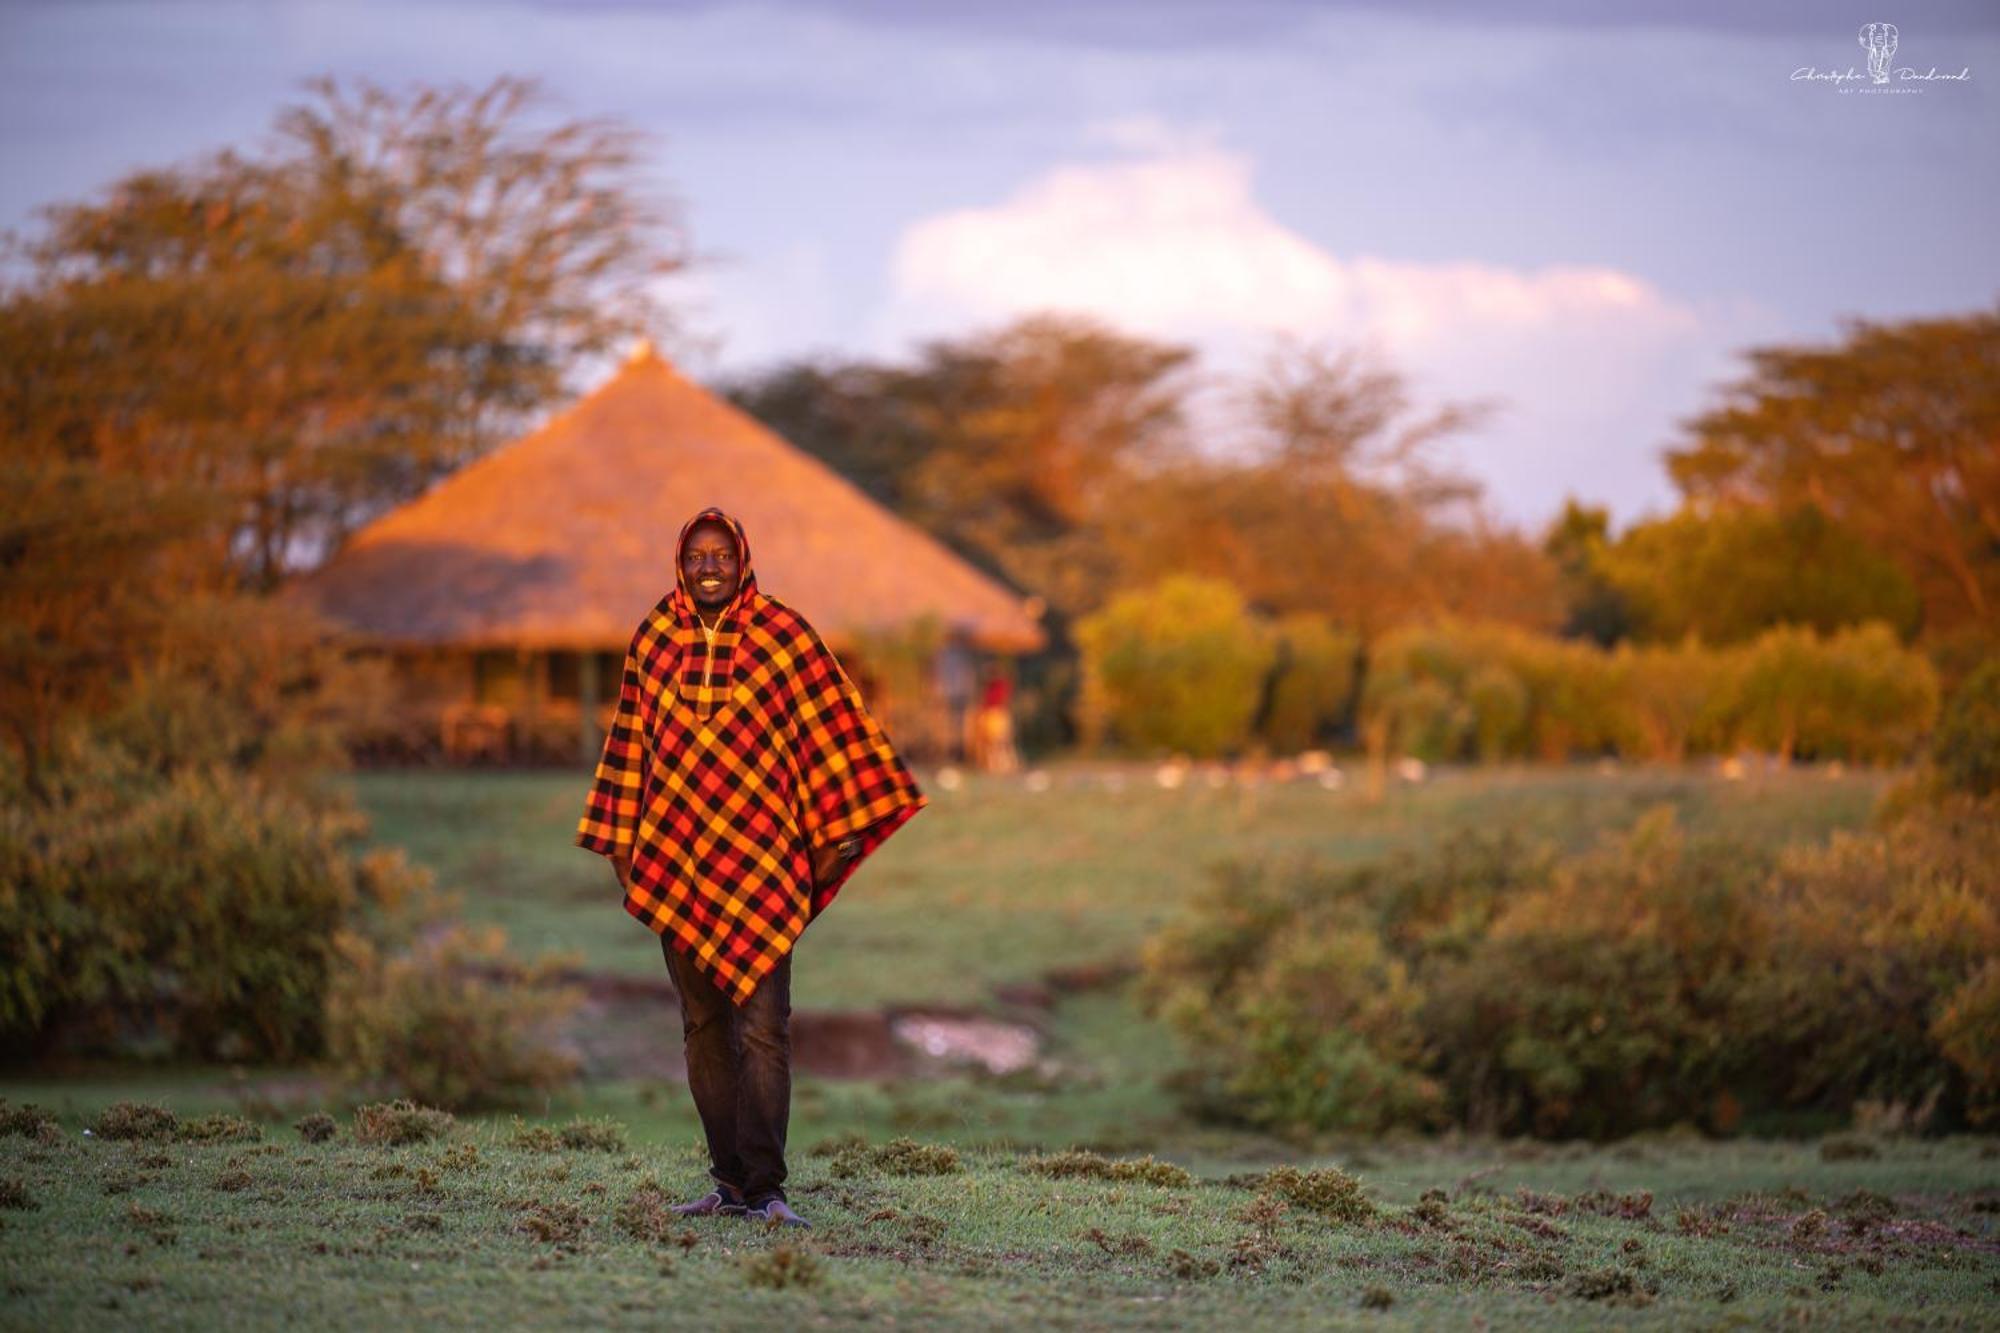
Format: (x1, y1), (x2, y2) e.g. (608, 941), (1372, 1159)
(575, 507), (927, 1228)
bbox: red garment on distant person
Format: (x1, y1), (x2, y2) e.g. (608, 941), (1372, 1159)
(574, 507), (927, 1005)
(980, 675), (1012, 710)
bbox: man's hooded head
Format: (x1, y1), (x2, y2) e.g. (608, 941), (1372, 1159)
(674, 508), (755, 614)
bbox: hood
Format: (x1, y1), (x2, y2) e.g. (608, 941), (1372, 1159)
(671, 506), (759, 622)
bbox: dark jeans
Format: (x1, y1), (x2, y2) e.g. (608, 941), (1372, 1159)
(661, 936), (793, 1205)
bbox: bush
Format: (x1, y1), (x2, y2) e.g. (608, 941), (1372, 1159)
(0, 739), (427, 1061)
(1932, 960), (2000, 1125)
(1729, 791), (2000, 1117)
(1732, 621), (1938, 762)
(1259, 1165), (1376, 1223)
(324, 924), (582, 1112)
(91, 1102), (178, 1142)
(1351, 616), (1938, 770)
(509, 1116), (627, 1153)
(1258, 614), (1357, 752)
(294, 1113), (338, 1144)
(351, 1099), (456, 1146)
(1018, 1150), (1193, 1187)
(827, 1136), (961, 1177)
(1139, 791), (1998, 1137)
(1933, 660), (2000, 796)
(175, 1114), (261, 1144)
(1075, 576), (1277, 757)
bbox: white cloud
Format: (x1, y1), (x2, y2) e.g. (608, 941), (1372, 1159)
(888, 139), (1694, 354)
(878, 139), (1727, 528)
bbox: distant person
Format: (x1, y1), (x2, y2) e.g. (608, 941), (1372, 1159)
(575, 507), (926, 1228)
(975, 668), (1020, 773)
(933, 630), (976, 763)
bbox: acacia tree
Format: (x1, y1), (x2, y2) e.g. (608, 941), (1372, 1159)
(1664, 305), (2000, 655)
(1108, 339), (1560, 640)
(728, 313), (1197, 619)
(3, 73), (686, 589)
(0, 74), (687, 786)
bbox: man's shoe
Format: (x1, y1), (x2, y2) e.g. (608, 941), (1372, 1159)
(671, 1187), (748, 1218)
(746, 1196), (811, 1228)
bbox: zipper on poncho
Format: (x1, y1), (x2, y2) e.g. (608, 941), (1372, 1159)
(700, 616), (717, 717)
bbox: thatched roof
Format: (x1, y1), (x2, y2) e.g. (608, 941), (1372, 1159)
(287, 345), (1045, 653)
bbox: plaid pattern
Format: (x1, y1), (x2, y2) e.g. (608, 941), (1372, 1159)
(575, 507), (927, 1005)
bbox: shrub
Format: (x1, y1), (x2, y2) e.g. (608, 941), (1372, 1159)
(1933, 660), (2000, 796)
(352, 1099), (456, 1146)
(91, 1102), (178, 1142)
(1607, 637), (1735, 762)
(1139, 791), (1997, 1137)
(1932, 960), (2000, 1125)
(1075, 576), (1277, 756)
(1422, 809), (1771, 1138)
(1259, 614), (1357, 752)
(614, 1179), (676, 1243)
(1258, 1165), (1376, 1223)
(508, 1116), (626, 1153)
(1729, 792), (1999, 1116)
(175, 1114), (261, 1144)
(742, 1242), (822, 1290)
(1139, 832), (1550, 1137)
(294, 1113), (338, 1144)
(829, 1136), (960, 1177)
(0, 743), (427, 1062)
(1018, 1150), (1193, 1187)
(1731, 621), (1938, 762)
(324, 924), (582, 1111)
(0, 1100), (58, 1139)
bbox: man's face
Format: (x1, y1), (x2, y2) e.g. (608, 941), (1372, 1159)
(681, 521), (742, 609)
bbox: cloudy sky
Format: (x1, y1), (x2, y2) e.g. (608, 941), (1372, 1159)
(4, 0), (1995, 531)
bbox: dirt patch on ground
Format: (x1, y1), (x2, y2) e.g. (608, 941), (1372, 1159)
(562, 971), (1058, 1083)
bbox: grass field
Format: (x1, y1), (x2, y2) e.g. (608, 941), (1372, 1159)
(345, 760), (1892, 1010)
(2, 1108), (1995, 1330)
(8, 760), (1996, 1328)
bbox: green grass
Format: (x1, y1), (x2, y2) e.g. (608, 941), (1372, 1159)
(6, 761), (1990, 1327)
(1, 1111), (1994, 1330)
(345, 761), (1891, 1010)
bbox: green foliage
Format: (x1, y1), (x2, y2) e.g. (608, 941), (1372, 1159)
(1360, 620), (1619, 764)
(294, 1113), (338, 1144)
(1076, 576), (1277, 756)
(1258, 614), (1357, 751)
(1017, 1151), (1193, 1188)
(508, 1116), (628, 1153)
(1, 74), (680, 595)
(1665, 305), (2000, 648)
(324, 925), (583, 1112)
(1932, 660), (2000, 796)
(1542, 498), (1634, 646)
(1356, 616), (1937, 765)
(1140, 790), (1998, 1137)
(0, 740), (422, 1060)
(1731, 621), (1938, 762)
(0, 1100), (59, 1140)
(90, 1102), (179, 1142)
(1258, 1165), (1377, 1223)
(741, 1242), (824, 1290)
(828, 1136), (962, 1178)
(1729, 790), (2000, 1117)
(1932, 960), (2000, 1125)
(350, 1100), (457, 1147)
(175, 1114), (262, 1144)
(1597, 503), (1922, 646)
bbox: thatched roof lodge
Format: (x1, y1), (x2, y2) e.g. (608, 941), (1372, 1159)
(288, 343), (1043, 763)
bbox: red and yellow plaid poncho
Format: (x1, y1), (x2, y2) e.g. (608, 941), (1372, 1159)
(575, 507), (927, 1005)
